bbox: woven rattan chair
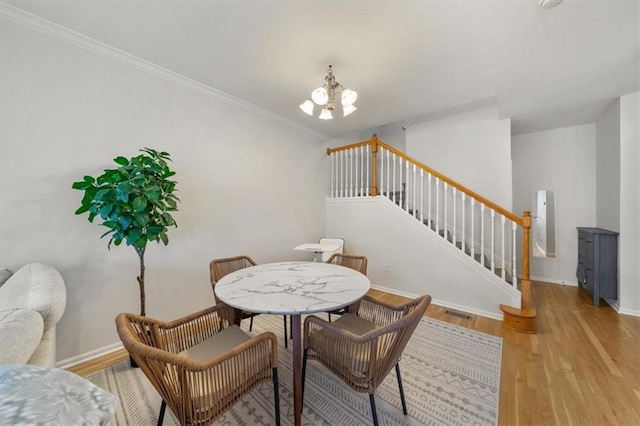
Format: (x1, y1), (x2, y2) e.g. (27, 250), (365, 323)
(210, 255), (291, 348)
(325, 253), (368, 321)
(116, 304), (281, 426)
(302, 294), (431, 426)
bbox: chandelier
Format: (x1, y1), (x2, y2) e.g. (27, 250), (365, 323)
(299, 65), (358, 120)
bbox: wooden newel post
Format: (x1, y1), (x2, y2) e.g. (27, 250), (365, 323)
(370, 134), (378, 196)
(521, 211), (532, 309)
(500, 210), (536, 333)
(521, 210), (531, 281)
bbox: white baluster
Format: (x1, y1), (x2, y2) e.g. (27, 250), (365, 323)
(350, 148), (354, 197)
(337, 151), (341, 198)
(428, 174), (432, 228)
(361, 147), (364, 196)
(336, 151), (340, 197)
(420, 169), (424, 223)
(354, 147), (358, 197)
(358, 145), (366, 197)
(480, 204), (485, 266)
(342, 150), (346, 198)
(405, 159), (409, 213)
(366, 144), (370, 196)
(471, 199), (475, 258)
(444, 182), (448, 240)
(399, 158), (404, 209)
(412, 164), (417, 218)
(363, 146), (367, 196)
(461, 194), (466, 253)
(386, 149), (390, 197)
(344, 149), (348, 197)
(490, 209), (496, 273)
(330, 153), (334, 198)
(501, 214), (506, 280)
(353, 147), (356, 197)
(392, 153), (396, 203)
(435, 178), (440, 233)
(452, 188), (457, 247)
(379, 147), (384, 199)
(512, 221), (517, 285)
(360, 146), (364, 197)
(346, 149), (350, 197)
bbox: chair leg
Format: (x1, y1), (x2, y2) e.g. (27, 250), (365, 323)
(396, 363), (408, 415)
(273, 368), (281, 426)
(289, 315), (293, 339)
(302, 349), (308, 405)
(157, 400), (166, 426)
(369, 394), (379, 426)
(328, 312), (332, 322)
(283, 316), (288, 349)
(249, 315), (254, 331)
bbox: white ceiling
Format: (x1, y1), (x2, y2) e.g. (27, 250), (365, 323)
(5, 0), (639, 137)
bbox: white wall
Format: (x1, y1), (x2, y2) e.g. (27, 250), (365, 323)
(512, 124), (597, 285)
(1, 21), (327, 363)
(619, 92), (640, 315)
(405, 104), (513, 210)
(329, 120), (406, 152)
(326, 198), (520, 319)
(596, 100), (621, 231)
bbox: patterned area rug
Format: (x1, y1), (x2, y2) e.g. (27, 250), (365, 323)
(88, 314), (502, 425)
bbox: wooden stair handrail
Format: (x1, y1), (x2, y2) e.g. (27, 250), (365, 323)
(328, 134), (522, 224)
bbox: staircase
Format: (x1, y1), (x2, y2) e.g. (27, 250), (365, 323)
(327, 134), (537, 333)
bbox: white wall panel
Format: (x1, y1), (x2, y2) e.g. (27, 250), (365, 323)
(619, 92), (640, 314)
(512, 124), (597, 285)
(405, 104), (513, 210)
(596, 100), (621, 231)
(1, 21), (326, 362)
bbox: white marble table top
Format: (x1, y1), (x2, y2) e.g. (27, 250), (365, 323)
(214, 261), (370, 315)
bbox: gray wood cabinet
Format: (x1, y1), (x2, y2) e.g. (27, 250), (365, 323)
(576, 227), (619, 306)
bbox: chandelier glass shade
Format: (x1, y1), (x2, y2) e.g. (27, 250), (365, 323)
(299, 65), (357, 119)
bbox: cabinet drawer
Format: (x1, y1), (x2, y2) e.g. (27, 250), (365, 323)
(576, 227), (618, 307)
(579, 232), (594, 261)
(584, 261), (595, 293)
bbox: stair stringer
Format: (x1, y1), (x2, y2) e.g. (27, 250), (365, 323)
(326, 196), (520, 319)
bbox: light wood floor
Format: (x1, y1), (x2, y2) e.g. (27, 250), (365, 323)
(70, 282), (640, 425)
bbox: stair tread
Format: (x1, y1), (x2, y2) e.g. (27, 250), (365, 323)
(500, 305), (537, 317)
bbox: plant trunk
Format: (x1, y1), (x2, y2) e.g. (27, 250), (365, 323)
(136, 246), (146, 317)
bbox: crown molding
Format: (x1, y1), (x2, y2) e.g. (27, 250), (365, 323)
(0, 2), (326, 140)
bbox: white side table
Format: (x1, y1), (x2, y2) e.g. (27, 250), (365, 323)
(294, 242), (342, 261)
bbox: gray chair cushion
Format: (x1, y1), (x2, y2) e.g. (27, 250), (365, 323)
(179, 324), (251, 362)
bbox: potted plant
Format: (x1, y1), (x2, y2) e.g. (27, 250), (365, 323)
(72, 148), (179, 317)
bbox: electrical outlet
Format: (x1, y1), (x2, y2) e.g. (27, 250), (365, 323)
(384, 264), (391, 272)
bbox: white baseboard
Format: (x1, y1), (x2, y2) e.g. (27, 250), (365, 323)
(610, 302), (640, 317)
(370, 284), (503, 321)
(617, 308), (640, 317)
(56, 341), (124, 370)
(529, 275), (578, 286)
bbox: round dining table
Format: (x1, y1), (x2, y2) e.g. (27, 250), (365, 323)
(214, 261), (371, 426)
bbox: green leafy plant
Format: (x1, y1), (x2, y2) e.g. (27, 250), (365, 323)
(72, 148), (179, 316)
